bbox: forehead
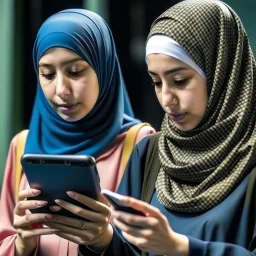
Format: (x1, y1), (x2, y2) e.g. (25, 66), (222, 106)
(147, 54), (192, 72)
(39, 47), (83, 65)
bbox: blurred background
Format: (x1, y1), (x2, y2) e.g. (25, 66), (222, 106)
(0, 0), (256, 186)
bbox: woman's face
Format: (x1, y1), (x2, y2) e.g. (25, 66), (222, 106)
(147, 54), (208, 131)
(38, 47), (99, 122)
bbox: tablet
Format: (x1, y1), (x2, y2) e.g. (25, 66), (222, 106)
(21, 154), (101, 220)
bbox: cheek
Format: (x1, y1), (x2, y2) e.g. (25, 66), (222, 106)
(177, 92), (195, 110)
(188, 89), (207, 116)
(78, 81), (99, 106)
(40, 85), (55, 100)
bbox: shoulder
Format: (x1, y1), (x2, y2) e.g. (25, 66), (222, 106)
(133, 135), (152, 159)
(133, 131), (161, 165)
(134, 123), (156, 144)
(8, 129), (29, 150)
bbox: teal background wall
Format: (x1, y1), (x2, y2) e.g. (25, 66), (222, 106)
(0, 0), (14, 185)
(0, 0), (24, 186)
(84, 0), (109, 22)
(225, 0), (256, 54)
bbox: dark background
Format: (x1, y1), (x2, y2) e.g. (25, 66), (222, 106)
(18, 0), (180, 131)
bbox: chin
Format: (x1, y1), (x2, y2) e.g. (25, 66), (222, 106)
(58, 113), (82, 122)
(174, 124), (196, 131)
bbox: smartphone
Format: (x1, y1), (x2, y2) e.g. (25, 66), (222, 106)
(21, 154), (101, 220)
(101, 189), (145, 216)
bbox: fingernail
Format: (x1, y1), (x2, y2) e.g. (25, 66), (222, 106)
(36, 201), (47, 207)
(45, 214), (53, 219)
(55, 199), (62, 205)
(32, 189), (41, 195)
(66, 191), (74, 198)
(50, 205), (61, 212)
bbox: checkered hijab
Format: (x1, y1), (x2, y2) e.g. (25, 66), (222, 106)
(149, 0), (256, 212)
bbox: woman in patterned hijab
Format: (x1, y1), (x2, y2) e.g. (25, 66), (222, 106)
(150, 0), (256, 213)
(77, 1), (256, 255)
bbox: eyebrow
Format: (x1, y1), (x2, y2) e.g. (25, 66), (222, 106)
(38, 57), (84, 68)
(147, 67), (190, 76)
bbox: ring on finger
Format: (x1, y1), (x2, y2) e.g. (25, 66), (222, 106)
(80, 222), (87, 230)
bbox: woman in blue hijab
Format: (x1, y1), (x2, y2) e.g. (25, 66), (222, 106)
(0, 9), (154, 256)
(27, 8), (141, 156)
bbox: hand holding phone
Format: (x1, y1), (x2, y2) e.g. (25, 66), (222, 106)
(101, 189), (145, 216)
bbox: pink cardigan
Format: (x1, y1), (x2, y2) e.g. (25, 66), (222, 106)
(0, 126), (155, 256)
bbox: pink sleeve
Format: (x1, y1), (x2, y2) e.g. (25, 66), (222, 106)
(0, 134), (19, 255)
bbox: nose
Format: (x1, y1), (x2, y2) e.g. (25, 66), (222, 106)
(161, 84), (177, 108)
(55, 74), (71, 98)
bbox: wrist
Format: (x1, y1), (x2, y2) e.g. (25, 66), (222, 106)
(87, 224), (113, 252)
(15, 234), (37, 256)
(166, 233), (189, 256)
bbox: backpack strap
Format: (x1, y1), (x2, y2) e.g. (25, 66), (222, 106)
(14, 129), (28, 201)
(141, 131), (161, 203)
(118, 123), (151, 186)
(140, 132), (161, 256)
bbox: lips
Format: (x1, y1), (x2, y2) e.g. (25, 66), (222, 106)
(57, 103), (79, 114)
(169, 113), (187, 122)
(58, 104), (76, 108)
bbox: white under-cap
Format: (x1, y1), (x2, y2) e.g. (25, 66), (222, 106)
(146, 34), (206, 80)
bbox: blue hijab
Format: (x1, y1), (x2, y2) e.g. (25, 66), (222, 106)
(25, 9), (140, 157)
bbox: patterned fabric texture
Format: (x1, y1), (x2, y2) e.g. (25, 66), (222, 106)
(149, 0), (256, 212)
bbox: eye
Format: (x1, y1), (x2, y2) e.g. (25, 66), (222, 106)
(174, 79), (188, 87)
(150, 80), (162, 88)
(41, 73), (55, 80)
(68, 70), (84, 77)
